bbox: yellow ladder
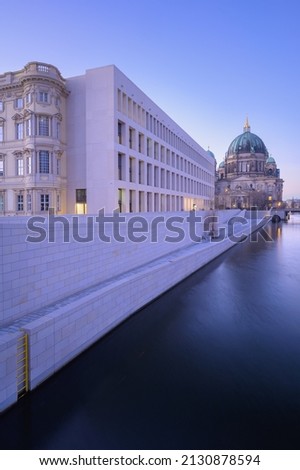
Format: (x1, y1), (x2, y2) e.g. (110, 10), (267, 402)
(16, 334), (29, 398)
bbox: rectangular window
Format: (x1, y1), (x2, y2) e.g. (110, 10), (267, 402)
(0, 193), (4, 211)
(154, 142), (159, 160)
(0, 124), (3, 142)
(40, 194), (49, 211)
(0, 101), (4, 112)
(26, 117), (32, 136)
(56, 194), (61, 212)
(17, 194), (24, 211)
(56, 121), (61, 139)
(15, 98), (23, 109)
(138, 160), (144, 184)
(27, 193), (32, 211)
(16, 122), (24, 140)
(38, 116), (50, 136)
(118, 153), (125, 180)
(76, 189), (86, 213)
(129, 157), (135, 182)
(138, 133), (144, 153)
(26, 156), (32, 174)
(26, 93), (32, 105)
(147, 163), (152, 185)
(39, 92), (48, 103)
(37, 65), (49, 72)
(0, 159), (4, 176)
(57, 158), (61, 175)
(118, 121), (125, 144)
(39, 150), (50, 173)
(129, 127), (135, 149)
(76, 189), (86, 203)
(147, 138), (151, 157)
(17, 158), (24, 176)
(154, 166), (159, 187)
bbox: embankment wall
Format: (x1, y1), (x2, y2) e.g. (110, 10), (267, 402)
(0, 210), (268, 411)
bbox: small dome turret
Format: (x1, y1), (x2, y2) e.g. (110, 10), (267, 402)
(266, 155), (276, 164)
(207, 147), (216, 160)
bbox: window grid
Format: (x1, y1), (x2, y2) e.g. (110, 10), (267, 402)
(39, 151), (50, 173)
(17, 194), (24, 211)
(39, 92), (49, 103)
(40, 194), (49, 211)
(38, 116), (50, 136)
(17, 158), (24, 176)
(16, 122), (24, 140)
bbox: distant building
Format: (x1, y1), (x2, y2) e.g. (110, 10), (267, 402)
(285, 198), (300, 209)
(215, 119), (284, 209)
(0, 62), (215, 215)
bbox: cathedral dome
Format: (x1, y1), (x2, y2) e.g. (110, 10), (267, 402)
(227, 119), (268, 157)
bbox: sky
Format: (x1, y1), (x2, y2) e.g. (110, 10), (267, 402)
(1, 0), (300, 199)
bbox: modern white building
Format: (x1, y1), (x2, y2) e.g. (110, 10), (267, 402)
(0, 62), (215, 215)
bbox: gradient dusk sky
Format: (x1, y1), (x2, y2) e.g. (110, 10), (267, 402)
(2, 0), (299, 199)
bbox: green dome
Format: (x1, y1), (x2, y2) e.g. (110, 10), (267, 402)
(227, 129), (268, 156)
(207, 149), (216, 160)
(218, 161), (225, 168)
(266, 156), (276, 164)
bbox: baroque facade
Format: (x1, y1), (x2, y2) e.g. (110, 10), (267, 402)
(215, 119), (284, 209)
(0, 62), (215, 215)
(0, 62), (68, 215)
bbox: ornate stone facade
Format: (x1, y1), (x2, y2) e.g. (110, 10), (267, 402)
(215, 120), (284, 209)
(0, 62), (68, 215)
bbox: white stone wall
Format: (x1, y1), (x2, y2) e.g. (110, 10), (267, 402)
(1, 209), (259, 412)
(0, 331), (21, 412)
(1, 211), (238, 326)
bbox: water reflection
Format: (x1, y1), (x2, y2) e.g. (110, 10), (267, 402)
(1, 221), (300, 450)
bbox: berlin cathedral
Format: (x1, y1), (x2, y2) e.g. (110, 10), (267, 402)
(214, 119), (284, 210)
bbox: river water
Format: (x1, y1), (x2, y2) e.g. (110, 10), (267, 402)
(1, 216), (300, 450)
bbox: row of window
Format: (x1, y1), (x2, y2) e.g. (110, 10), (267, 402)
(0, 92), (60, 112)
(118, 154), (213, 197)
(0, 115), (61, 142)
(117, 89), (212, 168)
(225, 161), (266, 173)
(118, 121), (213, 182)
(0, 193), (56, 212)
(117, 188), (186, 213)
(0, 151), (61, 177)
(117, 188), (212, 213)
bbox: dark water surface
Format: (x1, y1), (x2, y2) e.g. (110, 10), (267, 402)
(1, 218), (300, 450)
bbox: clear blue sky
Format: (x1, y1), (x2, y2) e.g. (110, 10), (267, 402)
(2, 0), (299, 199)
